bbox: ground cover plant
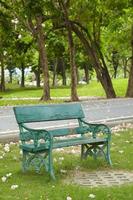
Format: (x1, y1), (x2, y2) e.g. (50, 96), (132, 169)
(0, 127), (133, 200)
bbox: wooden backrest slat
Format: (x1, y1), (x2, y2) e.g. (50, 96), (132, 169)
(13, 103), (85, 124)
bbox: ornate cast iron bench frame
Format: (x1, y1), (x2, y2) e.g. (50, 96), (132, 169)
(13, 103), (112, 180)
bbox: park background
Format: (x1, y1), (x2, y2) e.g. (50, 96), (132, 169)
(0, 1), (133, 200)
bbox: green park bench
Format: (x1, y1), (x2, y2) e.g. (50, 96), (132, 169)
(13, 103), (112, 180)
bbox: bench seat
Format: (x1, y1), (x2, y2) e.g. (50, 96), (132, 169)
(20, 137), (107, 153)
(53, 137), (107, 148)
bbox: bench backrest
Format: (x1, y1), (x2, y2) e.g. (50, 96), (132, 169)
(13, 103), (85, 124)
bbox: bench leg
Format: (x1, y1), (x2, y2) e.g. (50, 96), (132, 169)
(22, 150), (51, 174)
(93, 146), (98, 160)
(48, 149), (55, 180)
(81, 144), (85, 159)
(81, 143), (112, 166)
(106, 142), (112, 165)
(22, 150), (28, 172)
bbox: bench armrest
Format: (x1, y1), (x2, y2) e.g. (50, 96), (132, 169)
(19, 123), (53, 147)
(80, 119), (111, 140)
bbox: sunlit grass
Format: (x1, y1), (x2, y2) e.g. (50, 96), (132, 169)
(0, 78), (128, 99)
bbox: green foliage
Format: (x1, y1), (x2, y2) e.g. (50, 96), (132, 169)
(0, 0), (133, 97)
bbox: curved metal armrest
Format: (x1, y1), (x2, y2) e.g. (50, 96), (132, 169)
(80, 119), (111, 140)
(20, 123), (53, 142)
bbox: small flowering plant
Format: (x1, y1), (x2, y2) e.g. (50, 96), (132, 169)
(66, 196), (72, 200)
(88, 194), (96, 199)
(4, 144), (10, 153)
(1, 176), (7, 182)
(11, 185), (19, 190)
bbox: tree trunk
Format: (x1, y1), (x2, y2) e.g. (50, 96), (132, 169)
(36, 15), (50, 100)
(35, 56), (41, 87)
(126, 25), (133, 97)
(59, 0), (79, 101)
(69, 29), (79, 101)
(34, 69), (40, 87)
(112, 50), (119, 79)
(20, 63), (25, 87)
(76, 66), (79, 84)
(0, 53), (5, 92)
(123, 65), (127, 79)
(36, 70), (40, 87)
(122, 58), (128, 79)
(61, 58), (66, 85)
(84, 64), (89, 84)
(71, 23), (116, 98)
(52, 58), (58, 87)
(9, 70), (13, 83)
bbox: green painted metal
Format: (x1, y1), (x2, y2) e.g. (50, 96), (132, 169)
(13, 103), (85, 124)
(13, 103), (112, 180)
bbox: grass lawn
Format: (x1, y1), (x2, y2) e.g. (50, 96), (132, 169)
(0, 99), (64, 106)
(0, 78), (128, 98)
(0, 79), (128, 106)
(0, 129), (133, 200)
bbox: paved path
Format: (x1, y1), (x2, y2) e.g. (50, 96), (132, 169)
(72, 170), (133, 187)
(0, 98), (133, 140)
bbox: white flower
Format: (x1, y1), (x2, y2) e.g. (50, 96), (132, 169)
(0, 156), (3, 159)
(4, 144), (10, 152)
(4, 146), (10, 152)
(60, 169), (67, 174)
(11, 18), (19, 24)
(119, 150), (124, 154)
(19, 150), (23, 155)
(5, 143), (9, 147)
(18, 34), (22, 39)
(11, 185), (18, 190)
(53, 158), (57, 162)
(10, 142), (15, 145)
(6, 173), (12, 177)
(88, 194), (96, 198)
(2, 153), (5, 157)
(71, 149), (76, 154)
(66, 196), (72, 200)
(1, 176), (7, 182)
(60, 148), (64, 152)
(59, 157), (64, 161)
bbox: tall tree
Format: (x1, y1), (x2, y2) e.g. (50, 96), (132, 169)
(47, 31), (67, 86)
(71, 22), (116, 98)
(0, 0), (13, 91)
(54, 0), (116, 98)
(126, 24), (133, 97)
(58, 0), (79, 101)
(10, 0), (51, 100)
(35, 14), (50, 100)
(15, 36), (32, 87)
